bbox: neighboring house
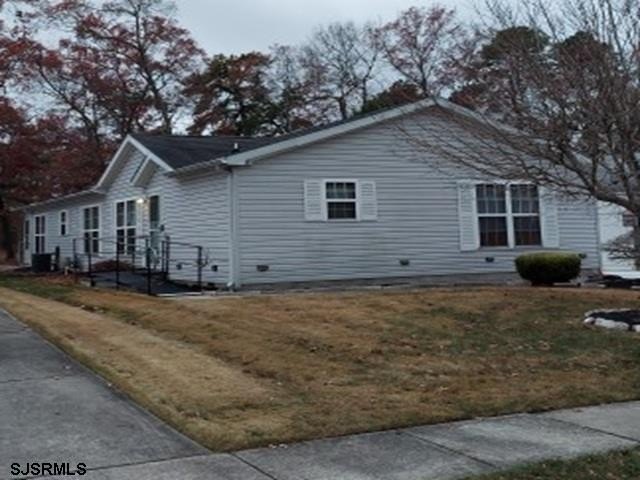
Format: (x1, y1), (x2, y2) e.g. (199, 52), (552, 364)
(19, 99), (601, 289)
(597, 202), (637, 274)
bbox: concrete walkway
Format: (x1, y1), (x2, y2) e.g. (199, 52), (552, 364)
(0, 309), (638, 480)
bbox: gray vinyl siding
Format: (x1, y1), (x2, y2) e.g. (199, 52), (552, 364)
(23, 196), (103, 267)
(23, 146), (230, 286)
(145, 168), (230, 285)
(99, 147), (230, 285)
(22, 107), (601, 288)
(234, 112), (600, 285)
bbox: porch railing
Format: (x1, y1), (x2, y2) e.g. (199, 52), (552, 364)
(71, 235), (209, 295)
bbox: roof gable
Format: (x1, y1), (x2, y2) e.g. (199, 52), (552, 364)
(95, 136), (174, 190)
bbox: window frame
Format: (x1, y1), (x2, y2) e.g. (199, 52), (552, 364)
(82, 205), (101, 254)
(115, 198), (138, 255)
(475, 182), (542, 249)
(34, 215), (46, 254)
(509, 184), (542, 247)
(59, 210), (68, 237)
(476, 184), (509, 248)
(323, 179), (359, 222)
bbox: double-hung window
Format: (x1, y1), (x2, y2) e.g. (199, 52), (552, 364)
(59, 210), (68, 236)
(476, 183), (541, 248)
(116, 200), (137, 254)
(325, 181), (357, 220)
(510, 185), (541, 246)
(83, 206), (100, 254)
(34, 216), (45, 253)
(476, 184), (508, 247)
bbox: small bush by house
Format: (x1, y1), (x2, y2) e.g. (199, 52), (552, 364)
(92, 259), (134, 272)
(515, 252), (582, 286)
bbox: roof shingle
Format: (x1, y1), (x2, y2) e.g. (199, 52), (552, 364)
(131, 134), (275, 169)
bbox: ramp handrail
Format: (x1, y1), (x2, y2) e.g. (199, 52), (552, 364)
(71, 234), (209, 295)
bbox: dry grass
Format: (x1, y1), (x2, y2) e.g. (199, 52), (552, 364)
(1, 276), (639, 451)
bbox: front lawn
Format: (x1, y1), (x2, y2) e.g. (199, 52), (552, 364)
(466, 448), (640, 480)
(0, 275), (639, 451)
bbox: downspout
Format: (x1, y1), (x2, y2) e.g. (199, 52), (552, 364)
(226, 166), (241, 289)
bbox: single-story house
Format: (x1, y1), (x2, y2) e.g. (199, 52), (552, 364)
(19, 99), (602, 289)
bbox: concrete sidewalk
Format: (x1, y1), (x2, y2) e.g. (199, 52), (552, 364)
(0, 309), (638, 480)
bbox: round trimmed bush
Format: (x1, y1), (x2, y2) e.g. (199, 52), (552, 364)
(515, 252), (582, 286)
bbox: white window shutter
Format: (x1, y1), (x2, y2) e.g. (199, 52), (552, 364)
(304, 180), (325, 221)
(359, 180), (378, 221)
(540, 187), (560, 248)
(458, 181), (480, 251)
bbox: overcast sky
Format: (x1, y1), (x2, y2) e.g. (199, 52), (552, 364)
(176, 0), (477, 54)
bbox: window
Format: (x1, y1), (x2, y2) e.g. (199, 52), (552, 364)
(476, 184), (541, 248)
(83, 206), (100, 254)
(23, 219), (30, 252)
(326, 181), (357, 220)
(148, 195), (161, 251)
(34, 215), (46, 254)
(116, 200), (137, 255)
(476, 184), (508, 247)
(59, 210), (68, 236)
(622, 212), (637, 228)
(510, 185), (541, 246)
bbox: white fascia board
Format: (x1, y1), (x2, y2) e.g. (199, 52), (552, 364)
(16, 189), (105, 212)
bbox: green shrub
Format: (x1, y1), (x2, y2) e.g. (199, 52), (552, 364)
(515, 252), (582, 286)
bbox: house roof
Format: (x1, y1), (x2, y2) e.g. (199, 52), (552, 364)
(129, 134), (275, 170)
(17, 189), (104, 212)
(131, 99), (439, 172)
(21, 98), (454, 210)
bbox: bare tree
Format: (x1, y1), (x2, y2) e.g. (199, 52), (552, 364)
(21, 0), (205, 136)
(406, 0), (640, 265)
(378, 5), (467, 97)
(301, 21), (381, 120)
(266, 45), (320, 133)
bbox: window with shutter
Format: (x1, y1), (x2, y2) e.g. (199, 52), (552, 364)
(304, 179), (378, 222)
(460, 182), (557, 250)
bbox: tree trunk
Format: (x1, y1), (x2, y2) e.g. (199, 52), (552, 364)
(0, 195), (15, 261)
(0, 215), (15, 261)
(338, 97), (348, 120)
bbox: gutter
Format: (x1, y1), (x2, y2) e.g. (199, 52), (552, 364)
(12, 189), (105, 212)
